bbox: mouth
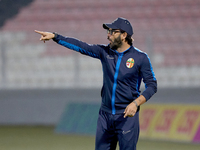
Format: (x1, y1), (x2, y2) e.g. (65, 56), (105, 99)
(107, 38), (112, 44)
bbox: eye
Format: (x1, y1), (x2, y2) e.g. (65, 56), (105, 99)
(107, 30), (113, 35)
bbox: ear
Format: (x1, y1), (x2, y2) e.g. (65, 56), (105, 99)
(121, 32), (127, 40)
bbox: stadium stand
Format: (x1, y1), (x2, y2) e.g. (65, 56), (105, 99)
(0, 0), (34, 27)
(0, 0), (200, 88)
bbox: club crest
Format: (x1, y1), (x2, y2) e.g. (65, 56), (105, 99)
(126, 58), (134, 68)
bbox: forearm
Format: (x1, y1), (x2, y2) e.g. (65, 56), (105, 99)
(53, 34), (101, 59)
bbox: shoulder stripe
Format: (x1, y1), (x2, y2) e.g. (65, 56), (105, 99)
(58, 40), (100, 59)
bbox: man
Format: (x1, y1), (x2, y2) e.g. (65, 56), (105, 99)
(35, 17), (157, 150)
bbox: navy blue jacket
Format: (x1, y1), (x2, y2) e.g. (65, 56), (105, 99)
(53, 34), (157, 114)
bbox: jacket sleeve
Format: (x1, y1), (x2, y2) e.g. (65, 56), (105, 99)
(53, 34), (102, 59)
(140, 54), (157, 101)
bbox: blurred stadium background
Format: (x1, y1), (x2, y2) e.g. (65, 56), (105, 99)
(0, 0), (200, 149)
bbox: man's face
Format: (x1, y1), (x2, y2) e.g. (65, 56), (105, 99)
(107, 29), (122, 50)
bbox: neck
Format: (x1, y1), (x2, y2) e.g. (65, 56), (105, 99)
(116, 43), (131, 53)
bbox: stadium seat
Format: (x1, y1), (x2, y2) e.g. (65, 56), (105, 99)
(1, 0), (200, 88)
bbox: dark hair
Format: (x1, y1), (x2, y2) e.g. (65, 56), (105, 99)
(125, 34), (133, 46)
(120, 30), (133, 46)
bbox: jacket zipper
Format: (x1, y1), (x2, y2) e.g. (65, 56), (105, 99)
(111, 53), (123, 115)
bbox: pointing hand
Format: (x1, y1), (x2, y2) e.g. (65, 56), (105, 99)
(34, 30), (55, 43)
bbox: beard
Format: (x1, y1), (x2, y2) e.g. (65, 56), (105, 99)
(108, 35), (122, 50)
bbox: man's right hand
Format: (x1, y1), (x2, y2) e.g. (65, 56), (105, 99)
(35, 30), (55, 43)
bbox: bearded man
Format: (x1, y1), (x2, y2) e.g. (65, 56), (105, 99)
(35, 17), (157, 150)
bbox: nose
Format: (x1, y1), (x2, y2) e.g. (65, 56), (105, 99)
(107, 32), (112, 39)
(107, 34), (112, 40)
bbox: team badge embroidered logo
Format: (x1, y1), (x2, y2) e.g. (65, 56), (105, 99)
(126, 58), (134, 68)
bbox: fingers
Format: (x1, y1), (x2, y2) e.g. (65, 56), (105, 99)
(124, 112), (127, 118)
(35, 30), (45, 35)
(35, 30), (54, 42)
(123, 106), (136, 118)
(124, 108), (128, 118)
(124, 113), (128, 118)
(124, 112), (135, 118)
(40, 36), (50, 41)
(124, 112), (134, 118)
(35, 30), (47, 41)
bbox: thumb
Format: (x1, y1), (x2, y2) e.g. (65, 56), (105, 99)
(40, 36), (49, 41)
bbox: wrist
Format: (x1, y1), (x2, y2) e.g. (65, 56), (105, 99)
(133, 101), (138, 108)
(52, 32), (58, 39)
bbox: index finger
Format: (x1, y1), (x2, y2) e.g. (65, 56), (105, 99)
(34, 30), (45, 35)
(123, 107), (128, 118)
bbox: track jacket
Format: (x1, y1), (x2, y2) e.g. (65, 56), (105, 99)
(53, 34), (157, 115)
